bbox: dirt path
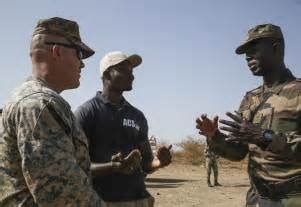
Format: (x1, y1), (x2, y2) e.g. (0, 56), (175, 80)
(146, 163), (249, 207)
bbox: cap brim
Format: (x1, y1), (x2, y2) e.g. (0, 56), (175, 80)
(235, 41), (251, 55)
(73, 41), (95, 59)
(235, 35), (283, 54)
(125, 54), (142, 68)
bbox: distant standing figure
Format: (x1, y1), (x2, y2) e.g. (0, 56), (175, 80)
(204, 142), (221, 187)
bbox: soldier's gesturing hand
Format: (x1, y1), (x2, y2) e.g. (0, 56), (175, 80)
(219, 111), (263, 144)
(196, 114), (219, 138)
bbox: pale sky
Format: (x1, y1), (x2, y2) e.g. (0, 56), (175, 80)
(1, 0), (301, 144)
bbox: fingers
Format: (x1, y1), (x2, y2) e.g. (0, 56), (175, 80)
(112, 152), (123, 162)
(234, 110), (242, 117)
(196, 117), (202, 129)
(131, 149), (141, 156)
(199, 131), (205, 136)
(219, 126), (239, 133)
(196, 114), (207, 129)
(213, 116), (219, 126)
(225, 112), (243, 123)
(128, 149), (142, 160)
(219, 119), (240, 129)
(225, 135), (244, 142)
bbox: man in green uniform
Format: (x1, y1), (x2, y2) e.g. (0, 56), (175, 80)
(0, 17), (104, 206)
(204, 142), (221, 187)
(196, 24), (301, 206)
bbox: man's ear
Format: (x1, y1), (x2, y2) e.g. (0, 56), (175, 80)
(103, 70), (112, 81)
(51, 45), (61, 59)
(272, 42), (281, 55)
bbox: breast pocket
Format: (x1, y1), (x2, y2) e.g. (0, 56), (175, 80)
(271, 112), (299, 133)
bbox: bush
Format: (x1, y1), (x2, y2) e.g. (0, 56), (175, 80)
(172, 136), (248, 169)
(174, 136), (205, 165)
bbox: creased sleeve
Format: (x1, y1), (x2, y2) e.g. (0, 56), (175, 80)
(16, 98), (102, 207)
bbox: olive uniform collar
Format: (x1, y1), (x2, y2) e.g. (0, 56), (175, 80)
(253, 69), (296, 97)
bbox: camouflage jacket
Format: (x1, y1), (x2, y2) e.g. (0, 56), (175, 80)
(209, 69), (301, 196)
(0, 77), (102, 206)
(204, 144), (218, 160)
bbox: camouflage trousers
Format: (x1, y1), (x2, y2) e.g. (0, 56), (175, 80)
(105, 196), (154, 207)
(246, 196), (301, 207)
(205, 157), (218, 183)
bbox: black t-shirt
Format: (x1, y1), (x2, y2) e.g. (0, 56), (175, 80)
(74, 91), (153, 202)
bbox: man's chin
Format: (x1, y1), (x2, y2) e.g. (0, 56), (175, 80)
(124, 86), (133, 91)
(250, 68), (264, 76)
(68, 81), (80, 90)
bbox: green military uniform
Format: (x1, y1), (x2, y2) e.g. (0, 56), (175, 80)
(204, 143), (219, 187)
(210, 69), (301, 206)
(209, 24), (301, 207)
(0, 77), (102, 206)
(0, 17), (102, 207)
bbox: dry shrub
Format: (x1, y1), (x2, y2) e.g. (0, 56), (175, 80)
(172, 136), (248, 170)
(174, 136), (205, 165)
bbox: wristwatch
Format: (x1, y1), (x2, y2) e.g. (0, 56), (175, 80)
(262, 129), (274, 142)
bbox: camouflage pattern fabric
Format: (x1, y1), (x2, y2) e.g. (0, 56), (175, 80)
(236, 23), (283, 54)
(0, 77), (102, 206)
(204, 145), (218, 184)
(239, 71), (301, 185)
(256, 196), (301, 207)
(32, 17), (94, 59)
(209, 69), (301, 202)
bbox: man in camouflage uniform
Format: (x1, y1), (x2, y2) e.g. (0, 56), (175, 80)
(0, 17), (105, 206)
(204, 142), (221, 187)
(196, 24), (301, 207)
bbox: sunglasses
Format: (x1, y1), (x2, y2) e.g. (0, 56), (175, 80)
(45, 42), (83, 60)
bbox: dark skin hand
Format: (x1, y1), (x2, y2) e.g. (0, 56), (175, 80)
(112, 149), (142, 174)
(91, 149), (142, 177)
(156, 145), (172, 167)
(195, 114), (219, 138)
(219, 111), (263, 145)
(143, 144), (172, 172)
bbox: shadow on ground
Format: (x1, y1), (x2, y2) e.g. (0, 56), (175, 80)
(145, 177), (195, 188)
(221, 183), (249, 188)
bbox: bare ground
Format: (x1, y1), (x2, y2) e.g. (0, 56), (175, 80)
(146, 163), (249, 207)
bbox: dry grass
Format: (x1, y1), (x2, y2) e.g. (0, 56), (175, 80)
(171, 136), (247, 170)
(173, 136), (205, 165)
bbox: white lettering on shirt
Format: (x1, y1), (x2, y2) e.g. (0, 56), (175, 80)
(123, 118), (140, 131)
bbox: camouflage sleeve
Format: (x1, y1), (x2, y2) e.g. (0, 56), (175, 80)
(208, 131), (248, 161)
(16, 98), (102, 206)
(207, 95), (250, 161)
